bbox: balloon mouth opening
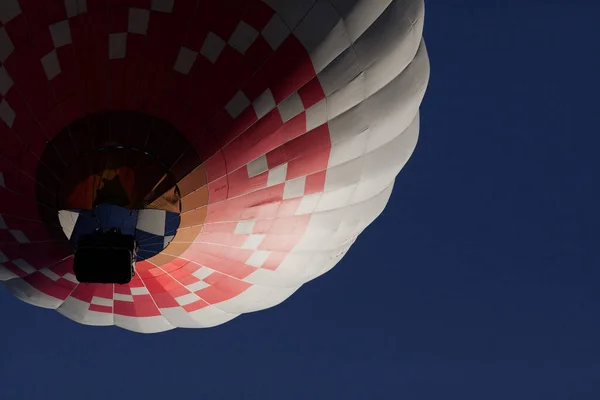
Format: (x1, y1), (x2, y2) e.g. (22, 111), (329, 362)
(33, 110), (206, 261)
(57, 145), (182, 214)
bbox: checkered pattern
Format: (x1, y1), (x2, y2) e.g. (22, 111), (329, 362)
(0, 0), (429, 333)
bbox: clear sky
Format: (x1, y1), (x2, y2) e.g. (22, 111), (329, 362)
(2, 1), (599, 399)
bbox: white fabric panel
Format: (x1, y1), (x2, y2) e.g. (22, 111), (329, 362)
(174, 47), (197, 74)
(246, 250), (271, 267)
(253, 89), (276, 119)
(215, 284), (299, 313)
(200, 32), (226, 64)
(10, 230), (30, 244)
(58, 297), (114, 326)
(128, 8), (150, 35)
(114, 315), (175, 333)
(0, 0), (21, 24)
(261, 0), (317, 29)
(324, 158), (364, 193)
(91, 296), (113, 307)
(191, 266), (214, 280)
(41, 50), (61, 80)
(225, 90), (251, 119)
(50, 20), (72, 48)
(327, 126), (368, 168)
(131, 286), (149, 295)
(186, 305), (239, 327)
(247, 155), (268, 177)
(364, 40), (428, 152)
(283, 177), (306, 199)
(315, 0), (423, 99)
(261, 14), (290, 50)
(6, 279), (65, 309)
(65, 0), (87, 18)
(151, 0), (174, 13)
(305, 98), (327, 131)
(0, 266), (19, 281)
(40, 268), (61, 281)
(175, 293), (201, 306)
(353, 0), (424, 96)
(235, 219), (256, 234)
(317, 46), (361, 96)
(114, 293), (133, 302)
(136, 209), (166, 235)
(324, 40), (428, 177)
(228, 21), (259, 54)
(109, 33), (127, 59)
(12, 259), (35, 274)
(186, 280), (209, 292)
(278, 92), (305, 122)
(350, 114), (419, 205)
(267, 163), (288, 186)
(58, 210), (80, 239)
(0, 98), (15, 127)
(159, 307), (207, 328)
(77, 0), (88, 14)
(294, 0), (352, 73)
(0, 27), (14, 63)
(0, 66), (11, 96)
(326, 72), (366, 121)
(244, 184), (393, 288)
(328, 0), (393, 42)
(296, 192), (322, 215)
(242, 234), (266, 249)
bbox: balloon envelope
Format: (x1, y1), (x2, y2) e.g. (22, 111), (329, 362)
(0, 0), (429, 333)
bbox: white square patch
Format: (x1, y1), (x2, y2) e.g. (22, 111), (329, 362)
(91, 296), (113, 307)
(187, 280), (209, 292)
(0, 0), (21, 25)
(151, 0), (174, 13)
(283, 177), (306, 199)
(225, 90), (251, 119)
(200, 32), (226, 64)
(305, 98), (327, 131)
(41, 50), (61, 81)
(0, 99), (15, 128)
(12, 259), (35, 274)
(242, 234), (266, 250)
(109, 33), (127, 59)
(252, 89), (276, 119)
(228, 21), (259, 55)
(278, 92), (304, 122)
(49, 20), (72, 48)
(40, 268), (61, 281)
(174, 47), (198, 75)
(0, 65), (14, 96)
(246, 155), (268, 178)
(175, 293), (200, 306)
(246, 250), (270, 268)
(9, 230), (29, 244)
(114, 293), (134, 302)
(128, 8), (150, 35)
(261, 14), (289, 50)
(0, 27), (15, 63)
(267, 163), (288, 186)
(235, 220), (256, 235)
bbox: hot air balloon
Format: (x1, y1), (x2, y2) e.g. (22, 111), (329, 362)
(0, 0), (429, 333)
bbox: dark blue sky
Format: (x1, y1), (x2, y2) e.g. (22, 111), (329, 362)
(2, 1), (600, 398)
